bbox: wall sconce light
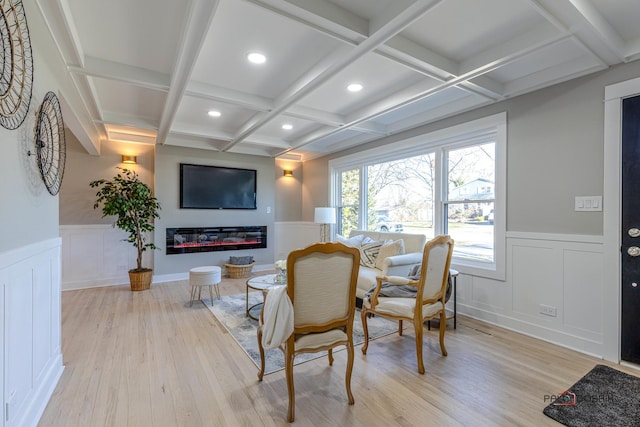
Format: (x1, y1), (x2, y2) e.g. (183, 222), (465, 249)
(121, 155), (137, 164)
(283, 169), (293, 177)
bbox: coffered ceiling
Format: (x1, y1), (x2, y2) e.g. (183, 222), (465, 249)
(36, 0), (640, 161)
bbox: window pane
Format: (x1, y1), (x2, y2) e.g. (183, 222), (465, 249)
(448, 143), (495, 201)
(366, 153), (435, 238)
(446, 200), (494, 262)
(338, 169), (359, 236)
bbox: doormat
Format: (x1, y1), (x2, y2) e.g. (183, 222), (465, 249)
(204, 292), (398, 375)
(543, 364), (640, 426)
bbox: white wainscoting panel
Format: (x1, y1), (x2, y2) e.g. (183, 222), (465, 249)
(62, 224), (316, 288)
(459, 232), (604, 357)
(1, 238), (63, 427)
(60, 225), (150, 290)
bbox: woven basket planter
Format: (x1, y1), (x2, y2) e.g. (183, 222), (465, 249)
(224, 262), (255, 279)
(129, 269), (153, 291)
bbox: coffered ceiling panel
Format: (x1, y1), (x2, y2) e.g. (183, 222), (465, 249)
(37, 0), (640, 161)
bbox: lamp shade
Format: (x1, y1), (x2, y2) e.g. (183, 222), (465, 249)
(314, 207), (336, 224)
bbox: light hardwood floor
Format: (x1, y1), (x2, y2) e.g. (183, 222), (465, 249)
(39, 276), (638, 426)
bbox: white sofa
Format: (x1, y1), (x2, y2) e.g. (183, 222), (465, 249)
(345, 230), (427, 299)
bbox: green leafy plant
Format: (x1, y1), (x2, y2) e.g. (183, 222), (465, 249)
(90, 167), (161, 272)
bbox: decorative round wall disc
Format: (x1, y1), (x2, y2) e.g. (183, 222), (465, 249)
(34, 92), (66, 195)
(0, 0), (34, 129)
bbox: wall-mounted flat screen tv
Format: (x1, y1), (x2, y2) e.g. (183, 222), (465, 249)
(180, 163), (257, 209)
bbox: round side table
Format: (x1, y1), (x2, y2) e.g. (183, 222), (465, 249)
(246, 274), (280, 320)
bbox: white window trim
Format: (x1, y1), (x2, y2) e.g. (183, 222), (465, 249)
(329, 112), (506, 281)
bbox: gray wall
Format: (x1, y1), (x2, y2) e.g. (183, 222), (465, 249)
(303, 60), (640, 235)
(153, 145), (275, 274)
(275, 158), (302, 221)
(60, 132), (155, 225)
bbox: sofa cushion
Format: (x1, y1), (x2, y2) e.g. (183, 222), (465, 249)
(348, 230), (426, 254)
(336, 233), (367, 248)
(357, 266), (379, 295)
(375, 239), (405, 270)
(229, 255), (254, 265)
(360, 240), (384, 267)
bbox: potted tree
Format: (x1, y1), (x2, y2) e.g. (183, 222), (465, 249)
(90, 167), (161, 291)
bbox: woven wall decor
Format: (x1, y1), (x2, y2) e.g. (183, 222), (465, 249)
(33, 91), (66, 195)
(0, 0), (33, 129)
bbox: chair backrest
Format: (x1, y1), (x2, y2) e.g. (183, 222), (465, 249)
(286, 242), (360, 330)
(417, 235), (454, 305)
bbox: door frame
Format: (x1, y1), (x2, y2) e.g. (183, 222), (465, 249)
(603, 76), (640, 362)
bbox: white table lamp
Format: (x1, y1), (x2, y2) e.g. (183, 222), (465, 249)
(314, 207), (336, 242)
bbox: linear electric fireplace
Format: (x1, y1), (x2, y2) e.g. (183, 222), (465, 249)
(166, 226), (267, 255)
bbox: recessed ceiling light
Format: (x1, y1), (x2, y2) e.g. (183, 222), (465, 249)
(208, 110), (221, 117)
(247, 52), (266, 64)
(347, 83), (363, 92)
(282, 124), (293, 130)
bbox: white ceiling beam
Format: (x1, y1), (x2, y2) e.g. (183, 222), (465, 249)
(461, 76), (505, 101)
(246, 0), (367, 44)
(185, 81), (272, 112)
(170, 125), (291, 149)
(282, 33), (577, 154)
(379, 35), (457, 79)
(460, 25), (566, 74)
(566, 0), (627, 61)
(185, 81), (386, 134)
(58, 93), (100, 156)
(106, 131), (156, 145)
(285, 105), (387, 135)
(387, 95), (491, 134)
(96, 112), (159, 132)
(36, 0), (85, 67)
(524, 0), (613, 65)
(627, 39), (640, 62)
(223, 0), (444, 151)
(164, 136), (225, 152)
(68, 56), (170, 92)
(369, 0), (429, 35)
(156, 0), (221, 145)
(503, 56), (606, 97)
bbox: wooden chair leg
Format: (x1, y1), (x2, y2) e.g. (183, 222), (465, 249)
(257, 327), (266, 381)
(361, 307), (370, 355)
(439, 310), (448, 357)
(328, 348), (334, 366)
(286, 349), (295, 422)
(345, 340), (355, 405)
(415, 319), (425, 374)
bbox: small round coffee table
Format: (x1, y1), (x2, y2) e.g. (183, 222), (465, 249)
(246, 274), (281, 320)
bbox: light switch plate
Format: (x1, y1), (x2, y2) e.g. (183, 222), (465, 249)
(575, 196), (602, 212)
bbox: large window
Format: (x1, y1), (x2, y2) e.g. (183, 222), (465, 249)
(330, 113), (506, 280)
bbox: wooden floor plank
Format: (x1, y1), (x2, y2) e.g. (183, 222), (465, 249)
(39, 276), (639, 426)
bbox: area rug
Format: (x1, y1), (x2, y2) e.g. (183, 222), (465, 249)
(543, 364), (640, 426)
(204, 292), (398, 375)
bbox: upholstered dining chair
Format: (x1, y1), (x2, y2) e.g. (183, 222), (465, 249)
(256, 242), (360, 422)
(361, 235), (454, 374)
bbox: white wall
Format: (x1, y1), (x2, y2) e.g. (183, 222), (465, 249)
(1, 239), (63, 427)
(460, 232), (604, 356)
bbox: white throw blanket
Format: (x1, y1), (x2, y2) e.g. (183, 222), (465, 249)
(260, 285), (294, 349)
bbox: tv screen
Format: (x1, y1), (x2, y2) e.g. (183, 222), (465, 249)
(180, 163), (257, 209)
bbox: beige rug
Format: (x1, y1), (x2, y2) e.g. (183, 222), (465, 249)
(204, 292), (398, 375)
